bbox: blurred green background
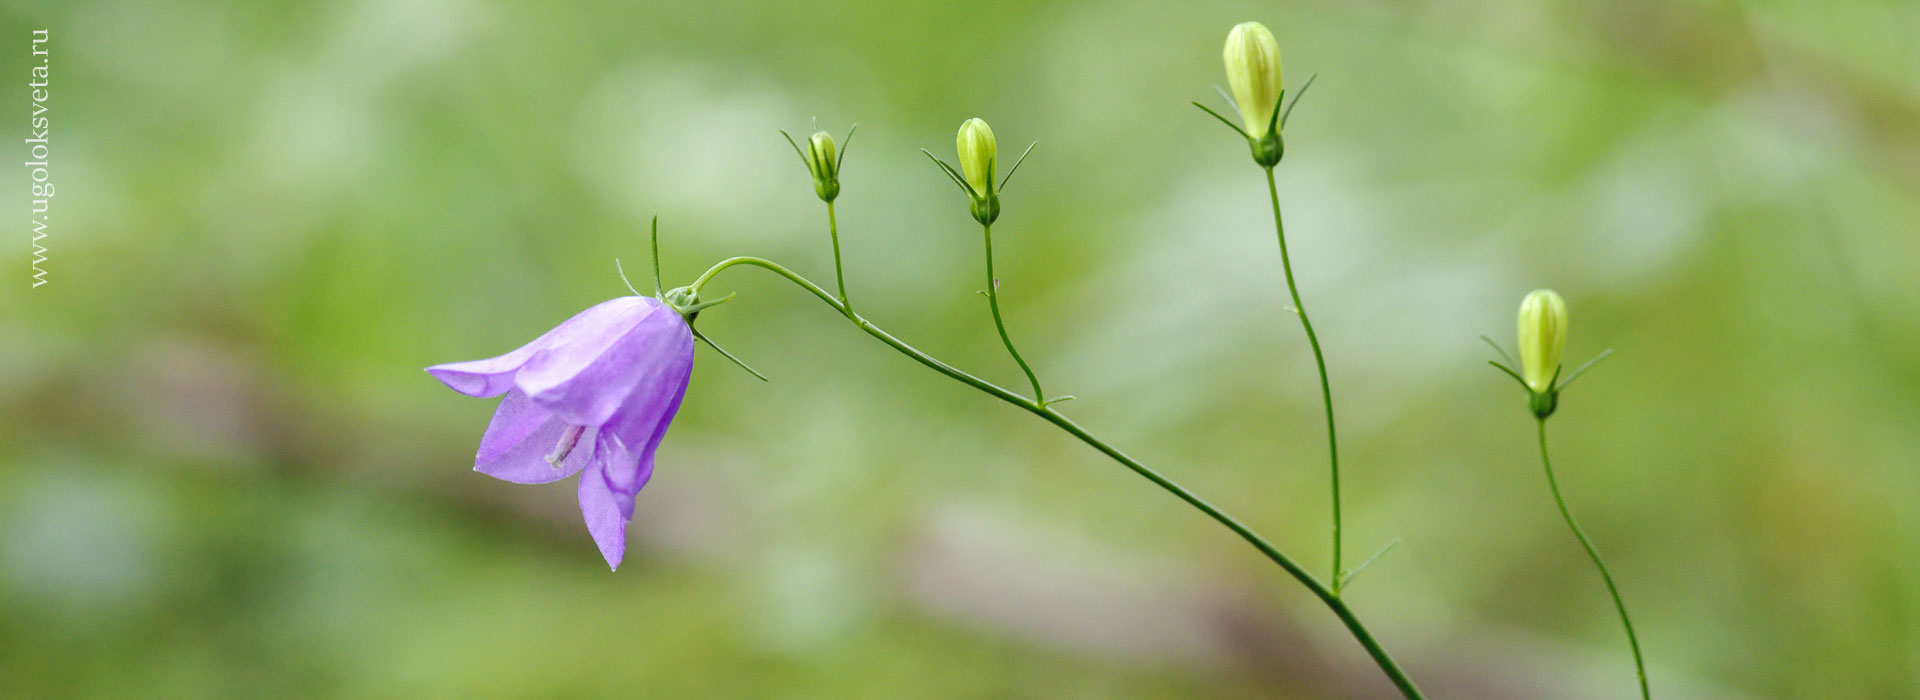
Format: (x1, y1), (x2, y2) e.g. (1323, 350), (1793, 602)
(3, 0), (1916, 697)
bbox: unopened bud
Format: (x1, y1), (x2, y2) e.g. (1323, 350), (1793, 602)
(956, 118), (997, 198)
(806, 131), (839, 201)
(955, 118), (1000, 224)
(1517, 289), (1568, 394)
(1223, 22), (1283, 139)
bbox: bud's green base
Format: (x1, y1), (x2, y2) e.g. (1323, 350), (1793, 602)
(1251, 132), (1283, 167)
(970, 193), (1001, 225)
(1529, 389), (1558, 419)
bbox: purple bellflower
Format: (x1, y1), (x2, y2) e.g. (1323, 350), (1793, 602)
(428, 295), (694, 570)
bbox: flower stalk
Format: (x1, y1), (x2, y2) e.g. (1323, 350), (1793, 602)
(1262, 166), (1347, 592)
(1536, 418), (1652, 700)
(827, 200), (850, 317)
(981, 222), (1046, 403)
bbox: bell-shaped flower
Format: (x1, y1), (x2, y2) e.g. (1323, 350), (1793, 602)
(427, 295), (694, 570)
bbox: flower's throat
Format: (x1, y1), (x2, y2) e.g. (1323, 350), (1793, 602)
(546, 425), (587, 470)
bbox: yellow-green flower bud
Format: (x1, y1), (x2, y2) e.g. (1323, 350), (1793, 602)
(806, 130), (839, 201)
(1517, 289), (1568, 393)
(956, 118), (997, 197)
(1223, 22), (1283, 139)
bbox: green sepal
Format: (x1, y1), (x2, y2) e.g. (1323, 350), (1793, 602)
(1556, 348), (1613, 393)
(922, 150), (976, 198)
(1192, 101), (1249, 139)
(692, 326), (768, 382)
(676, 291), (736, 316)
(1264, 88), (1285, 136)
(1281, 73), (1317, 130)
(1487, 360), (1529, 390)
(777, 130), (811, 169)
(1479, 334), (1519, 368)
(998, 141), (1037, 192)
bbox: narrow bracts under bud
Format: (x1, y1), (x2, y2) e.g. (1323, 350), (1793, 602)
(806, 130), (840, 201)
(1518, 289), (1568, 394)
(1223, 22), (1283, 139)
(782, 124), (853, 202)
(957, 118), (999, 224)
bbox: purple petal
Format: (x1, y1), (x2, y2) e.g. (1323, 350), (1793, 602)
(473, 394), (595, 485)
(597, 310), (693, 483)
(517, 297), (692, 428)
(596, 340), (692, 468)
(475, 390), (552, 464)
(578, 434), (654, 571)
(426, 297), (657, 398)
(574, 346), (690, 570)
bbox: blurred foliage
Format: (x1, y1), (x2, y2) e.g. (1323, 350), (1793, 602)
(2, 0), (1917, 697)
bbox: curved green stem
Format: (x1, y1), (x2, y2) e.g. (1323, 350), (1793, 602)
(689, 256), (1425, 699)
(1536, 418), (1651, 700)
(1264, 166), (1345, 591)
(981, 223), (1046, 402)
(826, 201), (851, 317)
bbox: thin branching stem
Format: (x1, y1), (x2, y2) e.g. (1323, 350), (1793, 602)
(688, 256), (1425, 700)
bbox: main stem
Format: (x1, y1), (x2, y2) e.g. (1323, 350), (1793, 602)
(689, 256), (1425, 699)
(1536, 418), (1651, 700)
(981, 223), (1046, 402)
(1264, 166), (1344, 590)
(827, 200), (851, 316)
